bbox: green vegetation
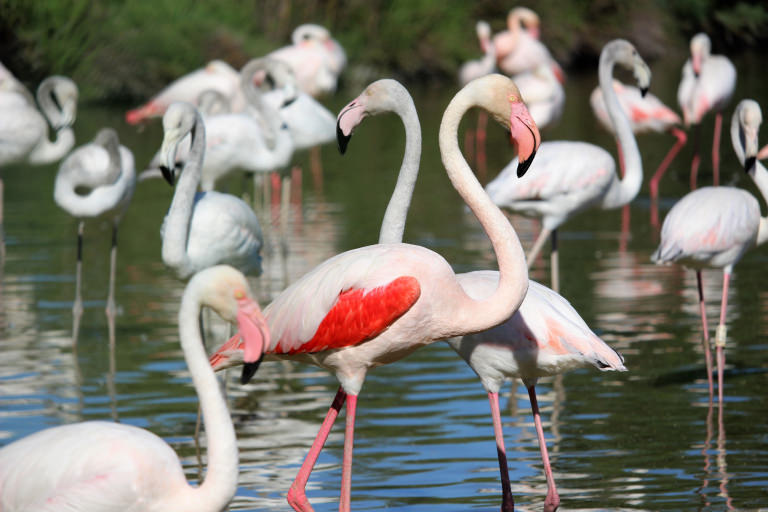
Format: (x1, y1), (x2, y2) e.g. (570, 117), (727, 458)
(1, 0), (765, 102)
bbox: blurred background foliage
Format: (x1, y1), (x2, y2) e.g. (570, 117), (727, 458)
(1, 0), (766, 102)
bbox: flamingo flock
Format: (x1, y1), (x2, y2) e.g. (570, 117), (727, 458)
(0, 10), (765, 512)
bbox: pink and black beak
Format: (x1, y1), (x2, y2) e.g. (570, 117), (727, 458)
(336, 99), (365, 155)
(235, 296), (271, 384)
(508, 97), (541, 177)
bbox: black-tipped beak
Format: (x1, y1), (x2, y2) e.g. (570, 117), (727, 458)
(640, 87), (649, 98)
(337, 122), (352, 155)
(240, 355), (264, 384)
(745, 156), (756, 173)
(517, 149), (536, 177)
(160, 165), (176, 186)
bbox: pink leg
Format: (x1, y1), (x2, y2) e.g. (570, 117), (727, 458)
(712, 112), (722, 186)
(696, 271), (714, 401)
(488, 392), (515, 512)
(691, 124), (702, 190)
(650, 127), (688, 202)
(476, 110), (488, 182)
(715, 271), (730, 405)
(339, 394), (358, 512)
(620, 204), (630, 253)
(287, 388), (347, 512)
(464, 126), (475, 165)
(527, 385), (559, 512)
(310, 145), (324, 192)
(616, 137), (626, 178)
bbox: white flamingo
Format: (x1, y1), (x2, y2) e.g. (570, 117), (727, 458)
(677, 32), (736, 188)
(208, 74), (541, 512)
(651, 99), (768, 404)
(158, 102), (264, 279)
(486, 39), (650, 293)
(53, 128), (136, 340)
(125, 60), (244, 125)
(515, 63), (565, 129)
(0, 265), (270, 512)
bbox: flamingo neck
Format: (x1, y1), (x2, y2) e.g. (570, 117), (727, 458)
(27, 126), (75, 164)
(438, 83), (528, 336)
(599, 55), (643, 210)
(174, 285), (238, 511)
(378, 89), (422, 245)
(163, 110), (205, 278)
(730, 114), (768, 246)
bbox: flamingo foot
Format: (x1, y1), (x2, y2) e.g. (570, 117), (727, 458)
(287, 486), (316, 512)
(544, 493), (560, 512)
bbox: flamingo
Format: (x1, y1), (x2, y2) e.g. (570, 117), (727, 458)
(0, 265), (270, 512)
(53, 128), (136, 341)
(677, 33), (736, 188)
(492, 7), (565, 83)
(0, 75), (78, 249)
(515, 63), (565, 130)
(157, 102), (264, 279)
(486, 39), (650, 293)
(651, 98), (768, 404)
(208, 74), (541, 511)
(458, 21), (496, 177)
(196, 89), (232, 117)
(268, 24), (346, 99)
(334, 78), (624, 512)
(125, 60), (244, 125)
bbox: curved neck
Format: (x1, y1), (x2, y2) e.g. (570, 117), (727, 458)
(176, 288), (238, 510)
(378, 92), (422, 244)
(27, 126), (75, 164)
(163, 110), (206, 278)
(730, 115), (768, 246)
(36, 78), (63, 127)
(438, 86), (528, 335)
(599, 54), (643, 209)
(505, 13), (522, 50)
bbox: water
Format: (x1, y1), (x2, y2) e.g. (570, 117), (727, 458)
(1, 53), (767, 511)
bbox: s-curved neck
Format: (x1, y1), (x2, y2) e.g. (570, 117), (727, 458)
(378, 88), (422, 245)
(438, 82), (528, 336)
(163, 108), (206, 278)
(730, 111), (768, 246)
(27, 126), (75, 164)
(175, 285), (238, 511)
(599, 52), (643, 210)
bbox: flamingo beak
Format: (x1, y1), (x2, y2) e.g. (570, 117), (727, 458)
(336, 100), (365, 154)
(508, 97), (540, 177)
(235, 296), (270, 384)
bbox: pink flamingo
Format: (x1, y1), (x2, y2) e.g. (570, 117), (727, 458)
(486, 39), (649, 293)
(125, 60), (244, 125)
(334, 78), (622, 511)
(0, 265), (270, 512)
(492, 7), (565, 84)
(268, 24), (346, 99)
(677, 33), (736, 189)
(651, 99), (768, 404)
(209, 74), (541, 512)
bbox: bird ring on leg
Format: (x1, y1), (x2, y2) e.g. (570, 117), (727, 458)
(714, 325), (727, 347)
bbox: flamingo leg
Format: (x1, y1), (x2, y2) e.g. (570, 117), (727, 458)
(714, 271), (730, 405)
(711, 112), (722, 186)
(339, 393), (358, 512)
(550, 230), (559, 294)
(526, 227), (552, 269)
(696, 271), (715, 401)
(690, 124), (702, 190)
(476, 110), (488, 182)
(310, 145), (324, 193)
(650, 127), (688, 226)
(527, 385), (560, 512)
(488, 391), (515, 512)
(288, 387), (347, 512)
(464, 125), (476, 165)
(72, 221), (85, 343)
(106, 224), (118, 325)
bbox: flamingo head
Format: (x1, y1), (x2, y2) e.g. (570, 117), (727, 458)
(603, 39), (651, 98)
(734, 99), (762, 173)
(190, 266), (270, 384)
(159, 102), (198, 185)
(42, 76), (79, 129)
(690, 33), (711, 77)
(336, 79), (414, 155)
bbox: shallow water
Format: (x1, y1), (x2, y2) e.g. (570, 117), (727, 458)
(1, 52), (767, 511)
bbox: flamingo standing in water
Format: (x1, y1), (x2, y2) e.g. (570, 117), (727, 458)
(677, 33), (736, 189)
(0, 265), (270, 512)
(209, 74), (541, 512)
(652, 99), (768, 404)
(268, 24), (346, 99)
(334, 78), (625, 512)
(125, 60), (244, 125)
(486, 39), (650, 293)
(0, 75), (78, 251)
(157, 102), (264, 279)
(53, 128), (136, 341)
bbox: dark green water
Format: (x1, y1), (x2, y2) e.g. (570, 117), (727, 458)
(0, 53), (766, 511)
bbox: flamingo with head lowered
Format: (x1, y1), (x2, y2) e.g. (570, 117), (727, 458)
(0, 265), (270, 512)
(208, 74), (541, 512)
(485, 39), (650, 293)
(652, 99), (768, 404)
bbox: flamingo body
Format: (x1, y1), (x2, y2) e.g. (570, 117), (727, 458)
(677, 36), (736, 127)
(591, 80), (680, 135)
(515, 64), (565, 129)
